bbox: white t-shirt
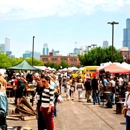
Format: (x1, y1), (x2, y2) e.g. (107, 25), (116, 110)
(118, 77), (123, 86)
(110, 80), (116, 87)
(124, 92), (130, 117)
(66, 81), (70, 89)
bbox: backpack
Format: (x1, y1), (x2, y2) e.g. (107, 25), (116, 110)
(17, 79), (25, 90)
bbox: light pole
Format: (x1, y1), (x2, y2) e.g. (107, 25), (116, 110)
(107, 21), (119, 62)
(32, 36), (35, 66)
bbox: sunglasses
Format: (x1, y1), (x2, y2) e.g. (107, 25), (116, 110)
(42, 81), (46, 83)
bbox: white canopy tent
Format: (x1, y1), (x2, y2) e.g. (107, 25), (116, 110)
(34, 66), (46, 70)
(68, 67), (79, 71)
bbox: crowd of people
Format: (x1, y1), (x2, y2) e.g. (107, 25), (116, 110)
(0, 69), (130, 130)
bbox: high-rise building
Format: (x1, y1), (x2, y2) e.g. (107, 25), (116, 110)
(51, 49), (59, 56)
(23, 50), (40, 60)
(34, 51), (40, 60)
(73, 48), (80, 55)
(6, 51), (12, 57)
(0, 44), (5, 53)
(23, 51), (31, 59)
(123, 18), (130, 50)
(42, 43), (49, 55)
(5, 38), (10, 53)
(103, 41), (109, 48)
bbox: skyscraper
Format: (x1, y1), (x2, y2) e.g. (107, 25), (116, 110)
(51, 49), (59, 56)
(0, 44), (5, 52)
(73, 48), (80, 55)
(103, 41), (109, 48)
(42, 43), (49, 55)
(5, 38), (10, 53)
(123, 18), (130, 50)
(23, 50), (40, 60)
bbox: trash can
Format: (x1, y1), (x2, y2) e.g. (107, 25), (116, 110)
(116, 102), (124, 114)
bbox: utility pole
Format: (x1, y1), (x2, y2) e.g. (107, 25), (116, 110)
(107, 21), (119, 62)
(32, 36), (35, 66)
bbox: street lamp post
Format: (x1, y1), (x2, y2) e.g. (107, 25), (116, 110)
(107, 21), (119, 63)
(32, 36), (35, 66)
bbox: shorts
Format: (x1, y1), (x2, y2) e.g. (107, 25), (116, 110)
(16, 89), (24, 98)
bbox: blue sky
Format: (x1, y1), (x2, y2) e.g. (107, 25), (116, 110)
(0, 0), (130, 57)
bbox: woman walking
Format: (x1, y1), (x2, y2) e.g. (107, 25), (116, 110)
(124, 82), (130, 130)
(70, 78), (76, 101)
(40, 76), (55, 130)
(76, 79), (84, 102)
(35, 77), (46, 130)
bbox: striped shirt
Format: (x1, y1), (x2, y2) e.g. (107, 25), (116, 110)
(41, 85), (54, 107)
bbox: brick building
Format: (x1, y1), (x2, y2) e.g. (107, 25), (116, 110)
(120, 50), (130, 63)
(40, 52), (80, 67)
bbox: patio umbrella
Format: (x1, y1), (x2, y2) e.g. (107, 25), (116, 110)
(97, 63), (130, 74)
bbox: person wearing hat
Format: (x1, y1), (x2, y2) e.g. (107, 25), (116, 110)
(109, 76), (116, 105)
(13, 73), (26, 105)
(76, 79), (84, 102)
(49, 73), (59, 117)
(65, 77), (71, 101)
(0, 81), (8, 129)
(91, 75), (100, 105)
(84, 75), (92, 103)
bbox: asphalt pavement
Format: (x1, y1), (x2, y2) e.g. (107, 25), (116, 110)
(7, 90), (126, 130)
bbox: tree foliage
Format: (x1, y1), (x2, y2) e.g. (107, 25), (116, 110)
(0, 52), (44, 68)
(45, 60), (69, 70)
(60, 61), (69, 68)
(78, 46), (123, 66)
(25, 58), (44, 66)
(0, 53), (12, 68)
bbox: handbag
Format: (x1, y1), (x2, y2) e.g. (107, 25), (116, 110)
(71, 87), (74, 91)
(122, 107), (127, 118)
(122, 93), (130, 118)
(57, 95), (63, 103)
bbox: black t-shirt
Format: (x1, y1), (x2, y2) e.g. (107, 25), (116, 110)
(91, 78), (98, 90)
(84, 79), (91, 90)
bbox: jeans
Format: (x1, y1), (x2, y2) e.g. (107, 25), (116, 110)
(92, 90), (100, 105)
(0, 116), (7, 130)
(112, 94), (115, 104)
(126, 115), (130, 130)
(54, 103), (57, 117)
(107, 93), (115, 104)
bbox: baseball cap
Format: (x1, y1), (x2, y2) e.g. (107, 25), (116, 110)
(16, 73), (20, 76)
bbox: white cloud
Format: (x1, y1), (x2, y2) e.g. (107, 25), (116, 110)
(0, 0), (130, 20)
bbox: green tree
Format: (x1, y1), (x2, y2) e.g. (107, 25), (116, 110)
(45, 62), (60, 70)
(78, 46), (123, 66)
(25, 58), (44, 66)
(60, 60), (69, 69)
(45, 61), (69, 70)
(0, 53), (12, 68)
(10, 57), (24, 66)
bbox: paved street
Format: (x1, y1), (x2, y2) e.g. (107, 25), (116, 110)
(7, 91), (126, 130)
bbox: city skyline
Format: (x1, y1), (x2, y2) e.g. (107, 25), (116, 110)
(0, 0), (130, 57)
